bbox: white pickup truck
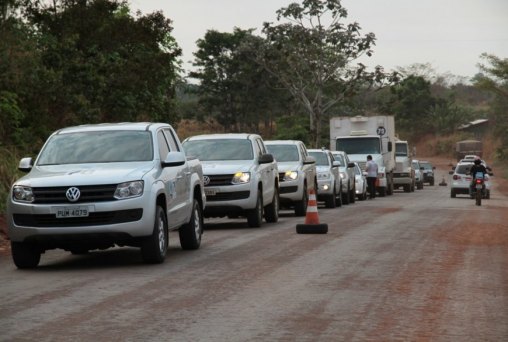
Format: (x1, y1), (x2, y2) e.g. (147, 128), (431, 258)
(183, 133), (279, 227)
(7, 123), (206, 268)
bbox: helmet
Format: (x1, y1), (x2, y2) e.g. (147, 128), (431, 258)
(474, 158), (481, 165)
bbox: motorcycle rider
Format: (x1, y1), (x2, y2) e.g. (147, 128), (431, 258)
(469, 158), (487, 196)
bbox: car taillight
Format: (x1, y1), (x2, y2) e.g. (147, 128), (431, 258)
(453, 175), (460, 180)
(476, 179), (482, 184)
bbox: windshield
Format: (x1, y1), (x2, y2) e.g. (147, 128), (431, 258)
(308, 151), (329, 166)
(183, 139), (254, 161)
(336, 137), (380, 154)
(266, 145), (299, 162)
(420, 162), (433, 170)
(395, 143), (408, 157)
(412, 162), (419, 169)
(37, 131), (153, 165)
(332, 153), (344, 166)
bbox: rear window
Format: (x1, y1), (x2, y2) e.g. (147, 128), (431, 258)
(456, 164), (472, 174)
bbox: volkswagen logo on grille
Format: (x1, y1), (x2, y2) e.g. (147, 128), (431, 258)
(203, 176), (210, 186)
(66, 187), (81, 202)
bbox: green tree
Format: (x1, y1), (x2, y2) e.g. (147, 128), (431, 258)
(381, 75), (436, 137)
(190, 28), (286, 133)
(251, 0), (398, 147)
(20, 0), (181, 131)
(474, 53), (508, 160)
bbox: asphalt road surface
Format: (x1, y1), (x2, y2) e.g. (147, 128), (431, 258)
(1, 176), (507, 341)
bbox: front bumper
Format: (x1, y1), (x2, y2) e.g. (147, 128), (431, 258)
(7, 194), (155, 242)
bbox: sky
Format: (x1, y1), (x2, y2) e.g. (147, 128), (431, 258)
(129, 0), (508, 81)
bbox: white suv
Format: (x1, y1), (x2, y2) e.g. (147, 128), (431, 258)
(183, 134), (279, 227)
(265, 140), (317, 216)
(308, 149), (342, 208)
(449, 162), (491, 198)
(331, 150), (356, 204)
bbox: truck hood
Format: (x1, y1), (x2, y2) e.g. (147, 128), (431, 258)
(201, 160), (255, 175)
(316, 165), (332, 173)
(275, 162), (300, 173)
(15, 162), (155, 187)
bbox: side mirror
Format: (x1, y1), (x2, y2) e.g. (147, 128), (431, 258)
(332, 161), (341, 168)
(448, 171), (453, 175)
(304, 155), (316, 165)
(259, 153), (274, 164)
(489, 172), (494, 176)
(433, 166), (436, 170)
(162, 151), (186, 167)
(347, 162), (355, 168)
(18, 157), (33, 172)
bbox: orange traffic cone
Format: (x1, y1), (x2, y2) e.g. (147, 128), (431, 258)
(296, 188), (328, 234)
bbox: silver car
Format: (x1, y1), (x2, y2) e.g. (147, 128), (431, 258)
(308, 149), (342, 208)
(266, 140), (317, 216)
(353, 162), (367, 200)
(331, 151), (356, 205)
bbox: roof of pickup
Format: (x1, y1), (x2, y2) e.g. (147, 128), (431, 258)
(55, 122), (169, 134)
(185, 133), (258, 140)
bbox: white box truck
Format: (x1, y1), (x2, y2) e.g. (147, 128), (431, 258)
(330, 115), (395, 196)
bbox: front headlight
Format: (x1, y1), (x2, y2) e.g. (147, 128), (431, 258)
(284, 171), (298, 181)
(13, 186), (34, 202)
(339, 172), (347, 179)
(114, 181), (144, 199)
(232, 172), (250, 184)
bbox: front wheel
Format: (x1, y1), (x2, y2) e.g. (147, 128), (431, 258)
(247, 192), (263, 227)
(141, 205), (168, 264)
(264, 188), (279, 223)
(294, 185), (308, 217)
(11, 241), (41, 269)
(325, 187), (336, 208)
(179, 199), (203, 250)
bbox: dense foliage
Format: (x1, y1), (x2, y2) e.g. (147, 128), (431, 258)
(0, 0), (181, 151)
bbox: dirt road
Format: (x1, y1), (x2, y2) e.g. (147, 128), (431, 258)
(1, 165), (507, 341)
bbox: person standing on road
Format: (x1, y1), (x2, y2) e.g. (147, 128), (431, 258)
(366, 155), (378, 199)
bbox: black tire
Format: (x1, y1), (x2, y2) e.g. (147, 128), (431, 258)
(486, 190), (490, 199)
(378, 187), (386, 197)
(430, 180), (435, 186)
(141, 205), (168, 264)
(324, 187), (336, 208)
(264, 188), (279, 223)
(404, 184), (411, 193)
(450, 189), (456, 198)
(417, 182), (423, 190)
(342, 185), (350, 205)
(247, 191), (263, 227)
(336, 185), (343, 207)
(179, 199), (203, 250)
(350, 184), (356, 203)
(476, 190), (482, 206)
(294, 185), (308, 217)
(296, 223), (328, 234)
(11, 241), (41, 269)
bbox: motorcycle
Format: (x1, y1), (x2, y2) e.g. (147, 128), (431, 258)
(471, 172), (485, 206)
